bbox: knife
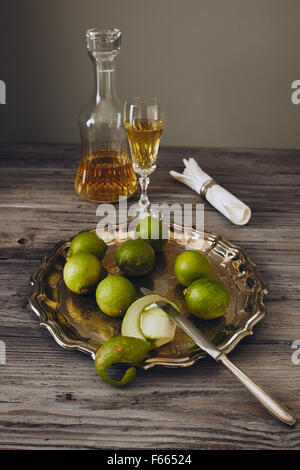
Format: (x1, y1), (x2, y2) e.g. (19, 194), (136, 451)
(140, 287), (296, 426)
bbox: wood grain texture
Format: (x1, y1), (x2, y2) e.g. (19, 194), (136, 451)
(0, 144), (300, 450)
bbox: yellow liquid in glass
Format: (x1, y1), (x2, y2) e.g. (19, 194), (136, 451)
(125, 119), (164, 174)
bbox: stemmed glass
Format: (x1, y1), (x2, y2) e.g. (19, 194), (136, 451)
(124, 97), (165, 216)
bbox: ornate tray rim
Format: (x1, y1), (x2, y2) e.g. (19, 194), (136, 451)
(30, 225), (268, 369)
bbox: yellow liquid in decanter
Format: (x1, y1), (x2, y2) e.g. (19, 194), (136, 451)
(75, 149), (137, 203)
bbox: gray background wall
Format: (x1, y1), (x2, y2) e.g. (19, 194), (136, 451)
(1, 0), (300, 148)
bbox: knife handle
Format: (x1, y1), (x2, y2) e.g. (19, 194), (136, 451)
(218, 354), (296, 426)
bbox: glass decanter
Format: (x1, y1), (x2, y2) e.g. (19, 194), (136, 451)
(75, 28), (137, 202)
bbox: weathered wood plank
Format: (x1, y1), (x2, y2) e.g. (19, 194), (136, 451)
(0, 340), (299, 450)
(0, 144), (300, 450)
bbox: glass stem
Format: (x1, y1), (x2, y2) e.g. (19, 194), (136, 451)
(138, 175), (150, 215)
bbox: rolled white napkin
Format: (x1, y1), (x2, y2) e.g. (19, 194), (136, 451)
(170, 158), (251, 225)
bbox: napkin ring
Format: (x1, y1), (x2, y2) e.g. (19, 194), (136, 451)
(200, 179), (217, 198)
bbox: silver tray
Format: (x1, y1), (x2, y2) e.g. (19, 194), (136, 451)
(30, 223), (268, 369)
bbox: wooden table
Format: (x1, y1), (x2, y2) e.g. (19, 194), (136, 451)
(0, 144), (300, 450)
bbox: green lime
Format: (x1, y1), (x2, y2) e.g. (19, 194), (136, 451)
(116, 239), (156, 277)
(135, 216), (168, 253)
(63, 253), (102, 294)
(95, 336), (150, 387)
(96, 275), (136, 317)
(121, 293), (179, 349)
(184, 278), (230, 319)
(174, 250), (211, 286)
(68, 232), (107, 260)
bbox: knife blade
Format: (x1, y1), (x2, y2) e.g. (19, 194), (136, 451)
(140, 286), (296, 426)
